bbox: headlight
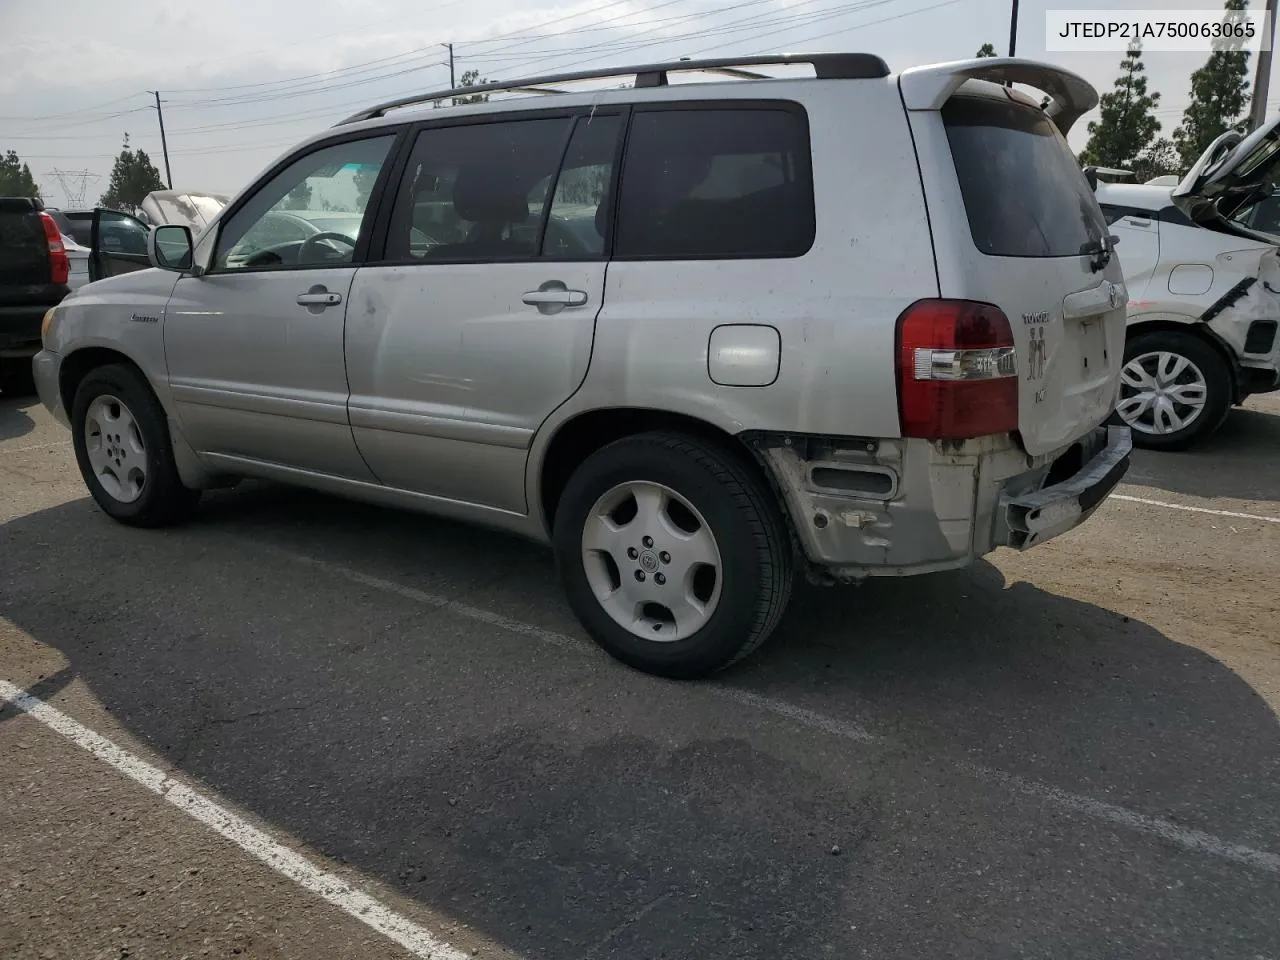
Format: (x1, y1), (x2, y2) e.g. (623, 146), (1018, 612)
(41, 308), (56, 342)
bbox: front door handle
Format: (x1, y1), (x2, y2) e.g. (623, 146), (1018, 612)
(522, 289), (588, 307)
(297, 291), (343, 306)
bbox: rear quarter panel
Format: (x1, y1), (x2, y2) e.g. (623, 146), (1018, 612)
(1126, 223), (1269, 331)
(531, 78), (937, 473)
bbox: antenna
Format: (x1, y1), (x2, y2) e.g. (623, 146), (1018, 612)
(44, 168), (101, 207)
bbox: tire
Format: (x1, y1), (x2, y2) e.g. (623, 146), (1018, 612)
(0, 358), (36, 397)
(71, 363), (200, 526)
(553, 431), (793, 680)
(1114, 330), (1232, 451)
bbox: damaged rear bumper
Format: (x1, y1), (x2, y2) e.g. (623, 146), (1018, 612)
(751, 424), (1131, 582)
(995, 425), (1131, 549)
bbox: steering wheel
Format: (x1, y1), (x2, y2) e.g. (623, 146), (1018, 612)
(297, 231), (356, 263)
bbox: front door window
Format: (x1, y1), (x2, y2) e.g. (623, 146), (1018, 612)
(212, 135), (396, 272)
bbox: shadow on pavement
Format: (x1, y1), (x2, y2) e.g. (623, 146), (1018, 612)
(2, 485), (1278, 958)
(1128, 404), (1280, 503)
(0, 396), (35, 442)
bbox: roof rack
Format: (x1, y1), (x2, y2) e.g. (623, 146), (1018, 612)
(336, 53), (890, 125)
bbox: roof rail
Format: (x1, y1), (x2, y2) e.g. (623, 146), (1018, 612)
(336, 53), (890, 125)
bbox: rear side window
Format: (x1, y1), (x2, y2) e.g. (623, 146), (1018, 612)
(614, 107), (814, 259)
(943, 96), (1107, 258)
(384, 117), (572, 261)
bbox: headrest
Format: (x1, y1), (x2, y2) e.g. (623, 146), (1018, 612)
(452, 164), (529, 223)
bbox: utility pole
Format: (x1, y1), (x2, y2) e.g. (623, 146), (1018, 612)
(1008, 0), (1019, 57)
(149, 91), (173, 189)
(442, 43), (455, 88)
(1249, 0), (1278, 131)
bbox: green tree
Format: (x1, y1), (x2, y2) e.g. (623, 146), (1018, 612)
(1078, 44), (1162, 170)
(436, 68), (491, 108)
(1173, 0), (1252, 169)
(976, 43), (998, 57)
(99, 134), (166, 213)
(283, 181), (313, 210)
(0, 150), (40, 198)
(1131, 138), (1182, 182)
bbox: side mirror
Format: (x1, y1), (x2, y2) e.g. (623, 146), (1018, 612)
(148, 224), (193, 272)
(1084, 166), (1098, 191)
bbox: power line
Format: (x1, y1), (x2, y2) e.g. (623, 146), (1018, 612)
(0, 92), (147, 123)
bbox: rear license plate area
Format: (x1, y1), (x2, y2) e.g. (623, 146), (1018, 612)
(1078, 318), (1109, 375)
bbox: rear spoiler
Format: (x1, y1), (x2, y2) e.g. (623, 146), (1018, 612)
(898, 57), (1098, 136)
(0, 196), (45, 213)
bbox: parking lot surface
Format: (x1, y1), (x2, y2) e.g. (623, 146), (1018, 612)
(2, 392), (1278, 959)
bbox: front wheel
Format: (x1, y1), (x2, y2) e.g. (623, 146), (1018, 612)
(71, 363), (200, 526)
(553, 432), (793, 680)
(1114, 331), (1232, 451)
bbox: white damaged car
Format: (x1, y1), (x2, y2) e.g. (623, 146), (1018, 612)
(1093, 124), (1280, 449)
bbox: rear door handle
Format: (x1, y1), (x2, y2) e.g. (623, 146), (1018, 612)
(522, 289), (588, 307)
(297, 291), (343, 306)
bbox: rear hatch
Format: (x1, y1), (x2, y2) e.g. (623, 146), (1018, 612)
(901, 60), (1125, 456)
(0, 198), (54, 305)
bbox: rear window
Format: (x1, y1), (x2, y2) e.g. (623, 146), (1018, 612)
(60, 211), (94, 247)
(943, 96), (1107, 258)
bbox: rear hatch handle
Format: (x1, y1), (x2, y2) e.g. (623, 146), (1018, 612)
(897, 57), (1099, 135)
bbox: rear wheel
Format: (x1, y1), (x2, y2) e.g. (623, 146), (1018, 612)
(553, 432), (793, 679)
(71, 363), (200, 526)
(1115, 331), (1231, 451)
(0, 358), (36, 397)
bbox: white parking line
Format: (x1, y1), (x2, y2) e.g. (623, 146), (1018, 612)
(0, 679), (468, 960)
(260, 544), (878, 743)
(245, 539), (1279, 877)
(1111, 493), (1280, 525)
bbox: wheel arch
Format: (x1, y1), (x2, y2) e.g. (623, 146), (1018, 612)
(534, 407), (770, 535)
(59, 345), (152, 417)
(59, 344), (224, 490)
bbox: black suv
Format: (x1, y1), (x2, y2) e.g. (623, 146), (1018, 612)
(0, 197), (71, 394)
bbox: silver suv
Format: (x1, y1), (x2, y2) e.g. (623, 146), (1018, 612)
(34, 54), (1132, 678)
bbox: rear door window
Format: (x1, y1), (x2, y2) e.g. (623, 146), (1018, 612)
(943, 96), (1108, 258)
(613, 106), (814, 259)
(382, 117), (572, 262)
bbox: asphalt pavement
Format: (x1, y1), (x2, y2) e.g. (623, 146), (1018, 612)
(1, 391), (1278, 960)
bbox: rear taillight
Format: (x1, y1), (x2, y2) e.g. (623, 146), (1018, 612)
(895, 299), (1018, 440)
(38, 212), (70, 286)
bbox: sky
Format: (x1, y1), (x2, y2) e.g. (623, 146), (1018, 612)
(1, 0), (1275, 205)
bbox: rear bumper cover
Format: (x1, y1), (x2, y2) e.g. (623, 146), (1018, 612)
(754, 424), (1131, 580)
(995, 425), (1132, 549)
